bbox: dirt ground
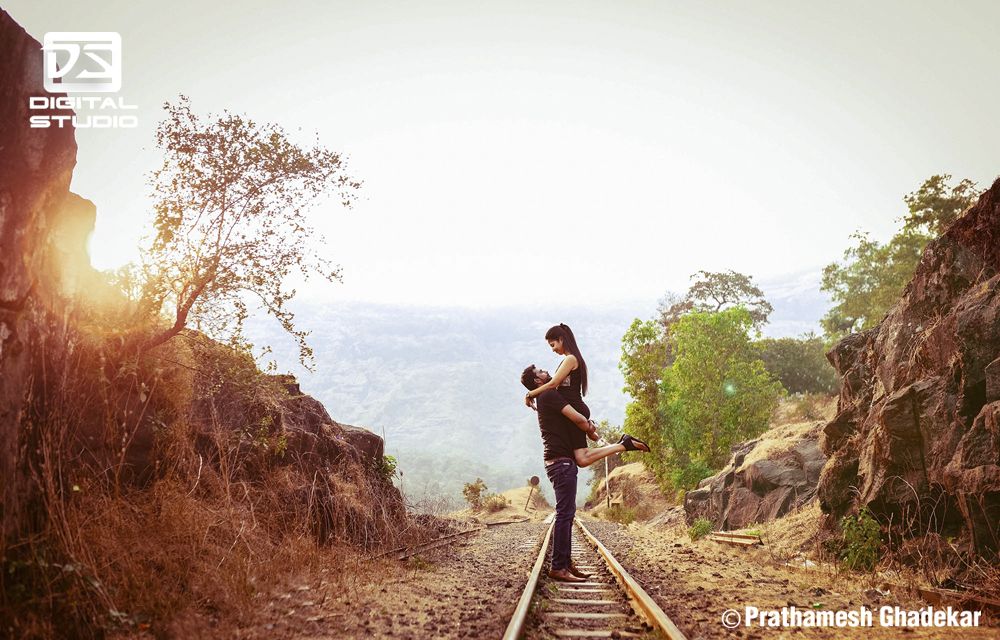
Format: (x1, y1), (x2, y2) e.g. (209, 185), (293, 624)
(583, 517), (999, 639)
(237, 520), (548, 639)
(232, 501), (998, 639)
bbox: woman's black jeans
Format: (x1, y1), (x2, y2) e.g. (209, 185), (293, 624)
(545, 458), (577, 570)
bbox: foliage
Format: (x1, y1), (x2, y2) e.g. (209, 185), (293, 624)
(604, 504), (637, 525)
(620, 320), (671, 406)
(619, 320), (671, 462)
(668, 459), (714, 492)
(620, 306), (783, 492)
(688, 517), (713, 541)
(660, 270), (773, 331)
(840, 508), (882, 571)
(820, 229), (925, 338)
(901, 174), (981, 236)
(462, 478), (488, 510)
(5, 321), (407, 636)
(377, 454), (398, 482)
(657, 308), (784, 485)
(132, 96), (362, 367)
(482, 493), (510, 513)
(821, 175), (981, 341)
(756, 334), (838, 394)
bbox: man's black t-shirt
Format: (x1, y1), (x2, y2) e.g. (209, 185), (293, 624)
(536, 389), (587, 461)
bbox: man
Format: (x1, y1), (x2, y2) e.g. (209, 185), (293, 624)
(521, 364), (650, 582)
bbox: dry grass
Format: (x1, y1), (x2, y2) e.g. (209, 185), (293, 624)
(756, 500), (828, 564)
(737, 420), (822, 471)
(1, 324), (408, 638)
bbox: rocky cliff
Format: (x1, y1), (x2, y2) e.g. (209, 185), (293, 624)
(819, 178), (1000, 555)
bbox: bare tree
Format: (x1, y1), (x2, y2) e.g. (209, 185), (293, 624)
(683, 270), (772, 329)
(657, 270), (772, 332)
(132, 96), (361, 367)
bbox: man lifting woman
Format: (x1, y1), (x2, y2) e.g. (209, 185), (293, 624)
(521, 323), (650, 582)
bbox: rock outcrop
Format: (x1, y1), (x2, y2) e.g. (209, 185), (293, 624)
(685, 421), (826, 529)
(819, 178), (1000, 554)
(0, 9), (79, 540)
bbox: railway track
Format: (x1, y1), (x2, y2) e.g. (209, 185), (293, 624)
(504, 518), (687, 640)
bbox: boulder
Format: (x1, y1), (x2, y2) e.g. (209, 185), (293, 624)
(339, 423), (385, 463)
(684, 421), (827, 529)
(271, 382), (385, 468)
(819, 177), (1000, 554)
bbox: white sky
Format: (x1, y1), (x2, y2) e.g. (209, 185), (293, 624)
(7, 0), (1000, 307)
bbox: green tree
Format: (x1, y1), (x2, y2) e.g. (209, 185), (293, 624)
(658, 308), (784, 487)
(756, 334), (839, 394)
(132, 96), (362, 366)
(820, 229), (926, 338)
(821, 175), (981, 341)
(901, 174), (981, 236)
(619, 319), (671, 456)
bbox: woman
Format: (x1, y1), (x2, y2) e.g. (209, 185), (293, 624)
(524, 323), (590, 418)
(524, 323), (650, 452)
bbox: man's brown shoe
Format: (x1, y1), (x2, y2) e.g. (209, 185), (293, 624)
(568, 564), (591, 579)
(547, 568), (586, 582)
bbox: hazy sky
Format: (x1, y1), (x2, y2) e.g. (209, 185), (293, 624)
(7, 1), (1000, 307)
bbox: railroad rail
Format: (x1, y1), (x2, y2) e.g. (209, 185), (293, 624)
(504, 518), (687, 640)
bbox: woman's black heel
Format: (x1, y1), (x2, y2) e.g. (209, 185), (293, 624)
(619, 434), (651, 452)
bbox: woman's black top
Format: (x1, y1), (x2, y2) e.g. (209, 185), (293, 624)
(557, 364), (590, 419)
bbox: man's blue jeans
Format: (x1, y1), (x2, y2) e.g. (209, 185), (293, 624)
(545, 458), (577, 571)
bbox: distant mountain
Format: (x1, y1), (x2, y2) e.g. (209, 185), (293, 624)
(246, 268), (832, 505)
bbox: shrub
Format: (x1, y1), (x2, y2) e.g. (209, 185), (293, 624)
(688, 517), (713, 541)
(377, 454), (398, 482)
(669, 459), (714, 492)
(840, 508), (881, 571)
(482, 493), (510, 513)
(462, 478), (488, 510)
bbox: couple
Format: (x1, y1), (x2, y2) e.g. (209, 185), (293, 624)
(520, 323), (650, 583)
